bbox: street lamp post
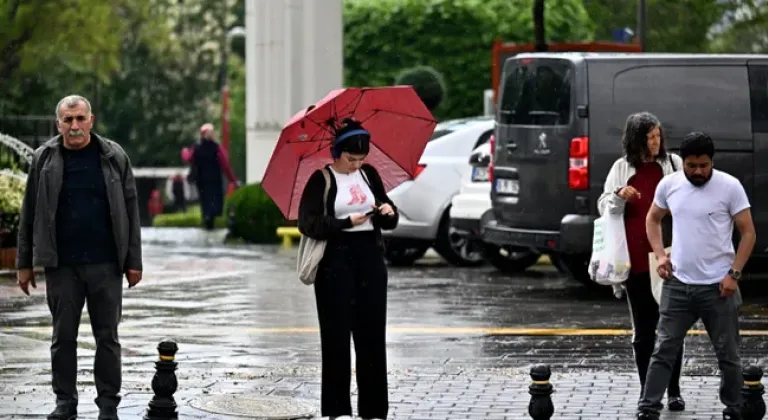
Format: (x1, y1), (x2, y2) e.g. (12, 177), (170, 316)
(221, 26), (246, 155)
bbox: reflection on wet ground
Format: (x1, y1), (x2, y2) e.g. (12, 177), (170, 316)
(1, 228), (768, 418)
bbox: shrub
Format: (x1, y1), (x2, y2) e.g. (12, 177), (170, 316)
(226, 183), (286, 244)
(395, 65), (446, 111)
(0, 172), (25, 248)
(152, 205), (226, 229)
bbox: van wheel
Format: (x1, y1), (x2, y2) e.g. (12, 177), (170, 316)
(434, 210), (485, 267)
(384, 241), (429, 266)
(551, 253), (608, 289)
(483, 244), (541, 273)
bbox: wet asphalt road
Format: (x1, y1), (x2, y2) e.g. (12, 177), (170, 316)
(1, 228), (768, 419)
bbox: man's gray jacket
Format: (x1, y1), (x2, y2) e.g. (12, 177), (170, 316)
(16, 134), (143, 271)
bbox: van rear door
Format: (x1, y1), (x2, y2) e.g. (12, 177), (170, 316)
(491, 56), (587, 231)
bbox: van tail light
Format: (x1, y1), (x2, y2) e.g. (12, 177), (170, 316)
(413, 163), (427, 179)
(488, 134), (496, 183)
(568, 136), (589, 190)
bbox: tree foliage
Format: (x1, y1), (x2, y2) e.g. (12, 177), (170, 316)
(343, 0), (595, 120)
(582, 0), (735, 52)
(0, 0), (127, 85)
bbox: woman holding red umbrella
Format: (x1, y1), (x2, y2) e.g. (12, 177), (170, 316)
(298, 119), (398, 420)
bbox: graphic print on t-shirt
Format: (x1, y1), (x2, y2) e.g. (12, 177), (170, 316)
(347, 184), (368, 206)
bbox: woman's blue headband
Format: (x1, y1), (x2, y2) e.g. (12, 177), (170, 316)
(334, 128), (370, 144)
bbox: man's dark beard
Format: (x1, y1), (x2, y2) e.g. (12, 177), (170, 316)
(685, 172), (712, 187)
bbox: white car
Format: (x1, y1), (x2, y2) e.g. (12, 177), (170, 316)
(383, 116), (495, 266)
(449, 137), (541, 273)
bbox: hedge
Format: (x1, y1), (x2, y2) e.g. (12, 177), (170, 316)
(225, 183), (287, 244)
(343, 0), (595, 120)
(152, 205), (226, 229)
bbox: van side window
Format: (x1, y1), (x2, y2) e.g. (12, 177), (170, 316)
(499, 61), (573, 126)
(612, 66), (751, 142)
(748, 65), (768, 133)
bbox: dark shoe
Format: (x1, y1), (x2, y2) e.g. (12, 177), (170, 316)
(723, 407), (742, 420)
(637, 411), (659, 420)
(48, 405), (77, 420)
(97, 408), (119, 420)
(667, 395), (685, 411)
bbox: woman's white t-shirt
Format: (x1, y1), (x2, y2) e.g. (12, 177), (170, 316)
(330, 167), (375, 232)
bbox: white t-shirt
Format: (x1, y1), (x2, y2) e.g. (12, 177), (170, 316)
(330, 167), (375, 232)
(653, 169), (750, 285)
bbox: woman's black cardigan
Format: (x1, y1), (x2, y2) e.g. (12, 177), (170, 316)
(297, 164), (399, 244)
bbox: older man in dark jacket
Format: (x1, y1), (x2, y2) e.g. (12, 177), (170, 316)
(16, 95), (143, 420)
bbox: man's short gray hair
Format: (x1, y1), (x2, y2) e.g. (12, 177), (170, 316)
(55, 95), (92, 119)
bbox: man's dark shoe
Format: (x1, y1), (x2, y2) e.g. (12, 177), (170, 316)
(47, 405), (77, 420)
(97, 408), (119, 420)
(667, 395), (686, 411)
(636, 411), (659, 420)
(723, 407), (742, 420)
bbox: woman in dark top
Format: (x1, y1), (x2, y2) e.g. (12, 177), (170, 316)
(298, 119), (398, 420)
(597, 112), (685, 410)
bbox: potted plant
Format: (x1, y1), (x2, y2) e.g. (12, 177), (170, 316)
(0, 172), (25, 269)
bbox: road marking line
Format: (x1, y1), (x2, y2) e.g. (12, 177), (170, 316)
(3, 326), (768, 336)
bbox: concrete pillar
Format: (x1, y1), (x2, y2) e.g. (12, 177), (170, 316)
(245, 0), (343, 184)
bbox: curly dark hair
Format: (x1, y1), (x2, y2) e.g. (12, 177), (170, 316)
(621, 111), (668, 168)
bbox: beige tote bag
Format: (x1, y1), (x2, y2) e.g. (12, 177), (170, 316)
(297, 168), (331, 285)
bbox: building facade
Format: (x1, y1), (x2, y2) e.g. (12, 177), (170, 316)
(245, 0), (343, 183)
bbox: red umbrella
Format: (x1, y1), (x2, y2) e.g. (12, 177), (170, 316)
(262, 86), (437, 220)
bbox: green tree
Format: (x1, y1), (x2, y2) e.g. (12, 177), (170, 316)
(709, 1), (768, 53)
(0, 0), (128, 86)
(582, 0), (735, 52)
(344, 0), (594, 120)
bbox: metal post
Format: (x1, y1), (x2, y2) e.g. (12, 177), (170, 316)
(528, 364), (554, 419)
(637, 0), (647, 52)
(741, 365), (766, 420)
(144, 340), (179, 420)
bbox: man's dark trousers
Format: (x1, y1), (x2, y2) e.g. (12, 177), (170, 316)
(46, 263), (123, 411)
(638, 277), (742, 416)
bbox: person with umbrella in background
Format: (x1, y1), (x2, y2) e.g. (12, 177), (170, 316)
(188, 123), (239, 229)
(298, 119), (398, 420)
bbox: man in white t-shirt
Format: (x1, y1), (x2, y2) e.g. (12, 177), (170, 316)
(639, 132), (756, 420)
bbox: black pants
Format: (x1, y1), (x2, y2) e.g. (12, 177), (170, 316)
(45, 263), (123, 411)
(625, 272), (683, 397)
(314, 231), (389, 418)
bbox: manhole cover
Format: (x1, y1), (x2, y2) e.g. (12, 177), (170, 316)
(189, 394), (316, 419)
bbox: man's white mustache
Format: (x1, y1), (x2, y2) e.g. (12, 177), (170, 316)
(68, 130), (85, 137)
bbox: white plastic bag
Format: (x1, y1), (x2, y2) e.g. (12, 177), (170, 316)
(648, 247), (671, 304)
(588, 213), (631, 285)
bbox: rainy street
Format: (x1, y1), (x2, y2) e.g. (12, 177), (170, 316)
(1, 229), (768, 419)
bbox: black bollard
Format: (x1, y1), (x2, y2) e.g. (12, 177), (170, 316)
(528, 364), (555, 420)
(741, 365), (766, 420)
(144, 340), (179, 420)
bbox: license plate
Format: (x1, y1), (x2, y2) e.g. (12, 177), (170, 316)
(471, 167), (489, 182)
(496, 179), (519, 194)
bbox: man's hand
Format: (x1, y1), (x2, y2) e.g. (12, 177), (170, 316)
(720, 274), (738, 297)
(656, 254), (673, 280)
(126, 270), (142, 288)
(17, 269), (36, 296)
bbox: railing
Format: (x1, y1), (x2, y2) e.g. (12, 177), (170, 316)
(0, 132), (34, 176)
